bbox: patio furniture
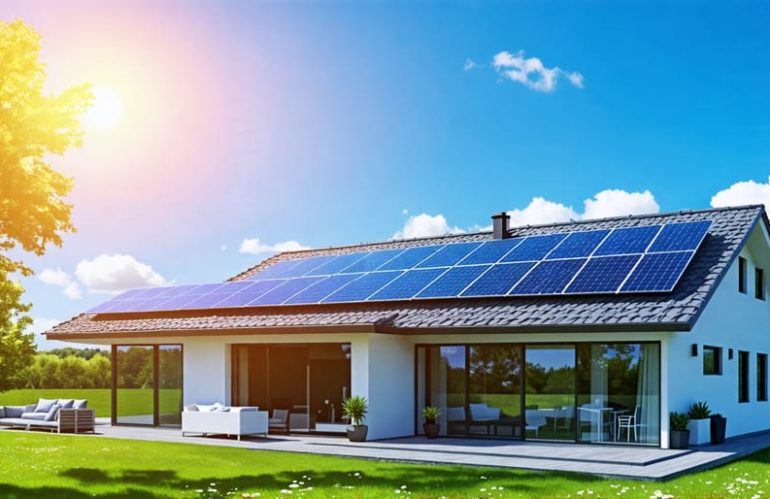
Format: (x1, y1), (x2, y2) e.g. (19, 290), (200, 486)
(553, 405), (575, 432)
(525, 409), (547, 437)
(0, 399), (94, 434)
(182, 404), (268, 441)
(469, 403), (502, 435)
(616, 406), (646, 442)
(269, 409), (289, 432)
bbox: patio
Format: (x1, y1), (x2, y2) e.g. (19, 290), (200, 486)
(19, 419), (769, 481)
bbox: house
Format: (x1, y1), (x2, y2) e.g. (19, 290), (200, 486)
(46, 205), (770, 448)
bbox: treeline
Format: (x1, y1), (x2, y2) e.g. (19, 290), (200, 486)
(12, 352), (111, 389)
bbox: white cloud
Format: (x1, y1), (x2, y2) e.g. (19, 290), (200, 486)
(508, 197), (580, 227)
(239, 238), (311, 255)
(582, 189), (660, 220)
(492, 50), (583, 93)
(711, 176), (770, 211)
(464, 59), (480, 71)
(393, 213), (465, 239)
(38, 268), (82, 300)
(75, 254), (167, 295)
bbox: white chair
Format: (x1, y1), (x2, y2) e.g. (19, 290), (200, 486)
(525, 409), (547, 437)
(616, 406), (646, 442)
(269, 409), (289, 432)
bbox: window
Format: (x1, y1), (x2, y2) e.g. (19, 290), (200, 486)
(758, 353), (768, 402)
(739, 350), (750, 403)
(756, 268), (766, 300)
(739, 257), (748, 294)
(703, 346), (723, 375)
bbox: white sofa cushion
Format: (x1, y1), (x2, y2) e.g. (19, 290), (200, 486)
(57, 399), (75, 409)
(21, 412), (47, 421)
(34, 398), (57, 414)
(73, 400), (87, 409)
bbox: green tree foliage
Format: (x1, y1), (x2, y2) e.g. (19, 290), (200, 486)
(15, 352), (111, 389)
(0, 20), (91, 389)
(47, 347), (109, 361)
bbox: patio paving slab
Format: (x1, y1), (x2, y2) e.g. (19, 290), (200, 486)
(6, 423), (770, 481)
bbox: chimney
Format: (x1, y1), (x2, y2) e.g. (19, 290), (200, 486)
(491, 212), (510, 239)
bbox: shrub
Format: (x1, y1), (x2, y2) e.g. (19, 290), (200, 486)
(688, 401), (711, 419)
(342, 396), (368, 426)
(422, 406), (441, 424)
(670, 411), (690, 431)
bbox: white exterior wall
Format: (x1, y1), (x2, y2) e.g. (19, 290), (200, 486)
(365, 333), (414, 439)
(666, 224), (770, 440)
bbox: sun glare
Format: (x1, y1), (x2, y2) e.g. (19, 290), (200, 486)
(85, 86), (123, 130)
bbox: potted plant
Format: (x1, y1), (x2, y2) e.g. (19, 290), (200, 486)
(422, 406), (441, 439)
(687, 401), (711, 445)
(342, 396), (368, 442)
(670, 411), (690, 449)
(710, 413), (727, 445)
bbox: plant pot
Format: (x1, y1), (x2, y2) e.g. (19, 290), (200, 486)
(710, 416), (726, 445)
(423, 422), (440, 439)
(347, 425), (368, 442)
(670, 430), (690, 449)
(687, 418), (711, 445)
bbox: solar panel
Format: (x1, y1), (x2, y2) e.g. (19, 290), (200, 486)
(323, 271), (403, 303)
(306, 252), (370, 276)
(216, 280), (287, 308)
(369, 268), (446, 300)
(621, 251), (695, 292)
(547, 230), (610, 259)
(565, 255), (641, 294)
(501, 234), (567, 262)
(377, 245), (444, 271)
(340, 249), (404, 273)
(594, 225), (660, 256)
(248, 276), (325, 305)
(510, 259), (586, 295)
(648, 221), (711, 252)
(284, 273), (363, 304)
(461, 262), (534, 296)
(417, 265), (490, 298)
(459, 238), (523, 265)
(416, 242), (483, 268)
(89, 218), (714, 314)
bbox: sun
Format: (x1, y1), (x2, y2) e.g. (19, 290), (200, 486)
(85, 86), (123, 130)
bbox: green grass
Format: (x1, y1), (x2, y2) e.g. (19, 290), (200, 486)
(1, 432), (769, 498)
(0, 389), (181, 419)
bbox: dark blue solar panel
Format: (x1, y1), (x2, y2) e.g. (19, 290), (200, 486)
(462, 262), (534, 296)
(377, 245), (444, 271)
(547, 230), (610, 259)
(216, 280), (287, 307)
(142, 293), (201, 311)
(306, 252), (369, 276)
(323, 271), (403, 303)
(510, 259), (586, 295)
(565, 255), (641, 294)
(249, 277), (325, 305)
(247, 259), (303, 280)
(459, 238), (523, 265)
(278, 255), (337, 277)
(340, 249), (404, 273)
(417, 265), (490, 298)
(594, 225), (660, 256)
(621, 251), (694, 292)
(182, 293), (235, 310)
(416, 242), (483, 268)
(648, 221), (711, 253)
(284, 273), (363, 304)
(369, 268), (445, 300)
(501, 234), (568, 262)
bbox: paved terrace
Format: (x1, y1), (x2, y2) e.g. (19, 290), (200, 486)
(6, 422), (770, 481)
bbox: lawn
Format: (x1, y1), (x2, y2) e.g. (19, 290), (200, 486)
(1, 432), (770, 498)
(0, 389), (181, 419)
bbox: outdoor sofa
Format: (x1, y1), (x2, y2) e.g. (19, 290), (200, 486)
(182, 403), (268, 441)
(0, 398), (95, 434)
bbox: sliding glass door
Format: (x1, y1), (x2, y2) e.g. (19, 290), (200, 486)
(524, 345), (576, 441)
(113, 344), (183, 427)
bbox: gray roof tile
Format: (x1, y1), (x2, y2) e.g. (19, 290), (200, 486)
(47, 205), (765, 338)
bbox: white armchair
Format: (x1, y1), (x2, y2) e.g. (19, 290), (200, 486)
(182, 405), (268, 441)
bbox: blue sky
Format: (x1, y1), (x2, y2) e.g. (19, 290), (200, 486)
(4, 0), (769, 348)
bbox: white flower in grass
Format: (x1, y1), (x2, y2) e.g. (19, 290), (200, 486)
(280, 489), (292, 495)
(401, 485), (407, 490)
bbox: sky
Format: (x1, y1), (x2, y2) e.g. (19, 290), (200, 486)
(2, 0), (769, 349)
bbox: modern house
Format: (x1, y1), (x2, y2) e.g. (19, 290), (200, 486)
(47, 205), (770, 448)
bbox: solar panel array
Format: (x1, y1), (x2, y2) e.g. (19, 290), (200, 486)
(88, 220), (712, 314)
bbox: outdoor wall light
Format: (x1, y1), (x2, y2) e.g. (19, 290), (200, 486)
(729, 349), (734, 360)
(691, 344), (698, 357)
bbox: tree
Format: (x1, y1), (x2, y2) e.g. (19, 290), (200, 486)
(0, 20), (91, 388)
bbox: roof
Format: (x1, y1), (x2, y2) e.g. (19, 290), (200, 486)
(47, 205), (767, 340)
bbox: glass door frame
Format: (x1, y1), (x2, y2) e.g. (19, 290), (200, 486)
(414, 340), (662, 447)
(111, 344), (184, 427)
